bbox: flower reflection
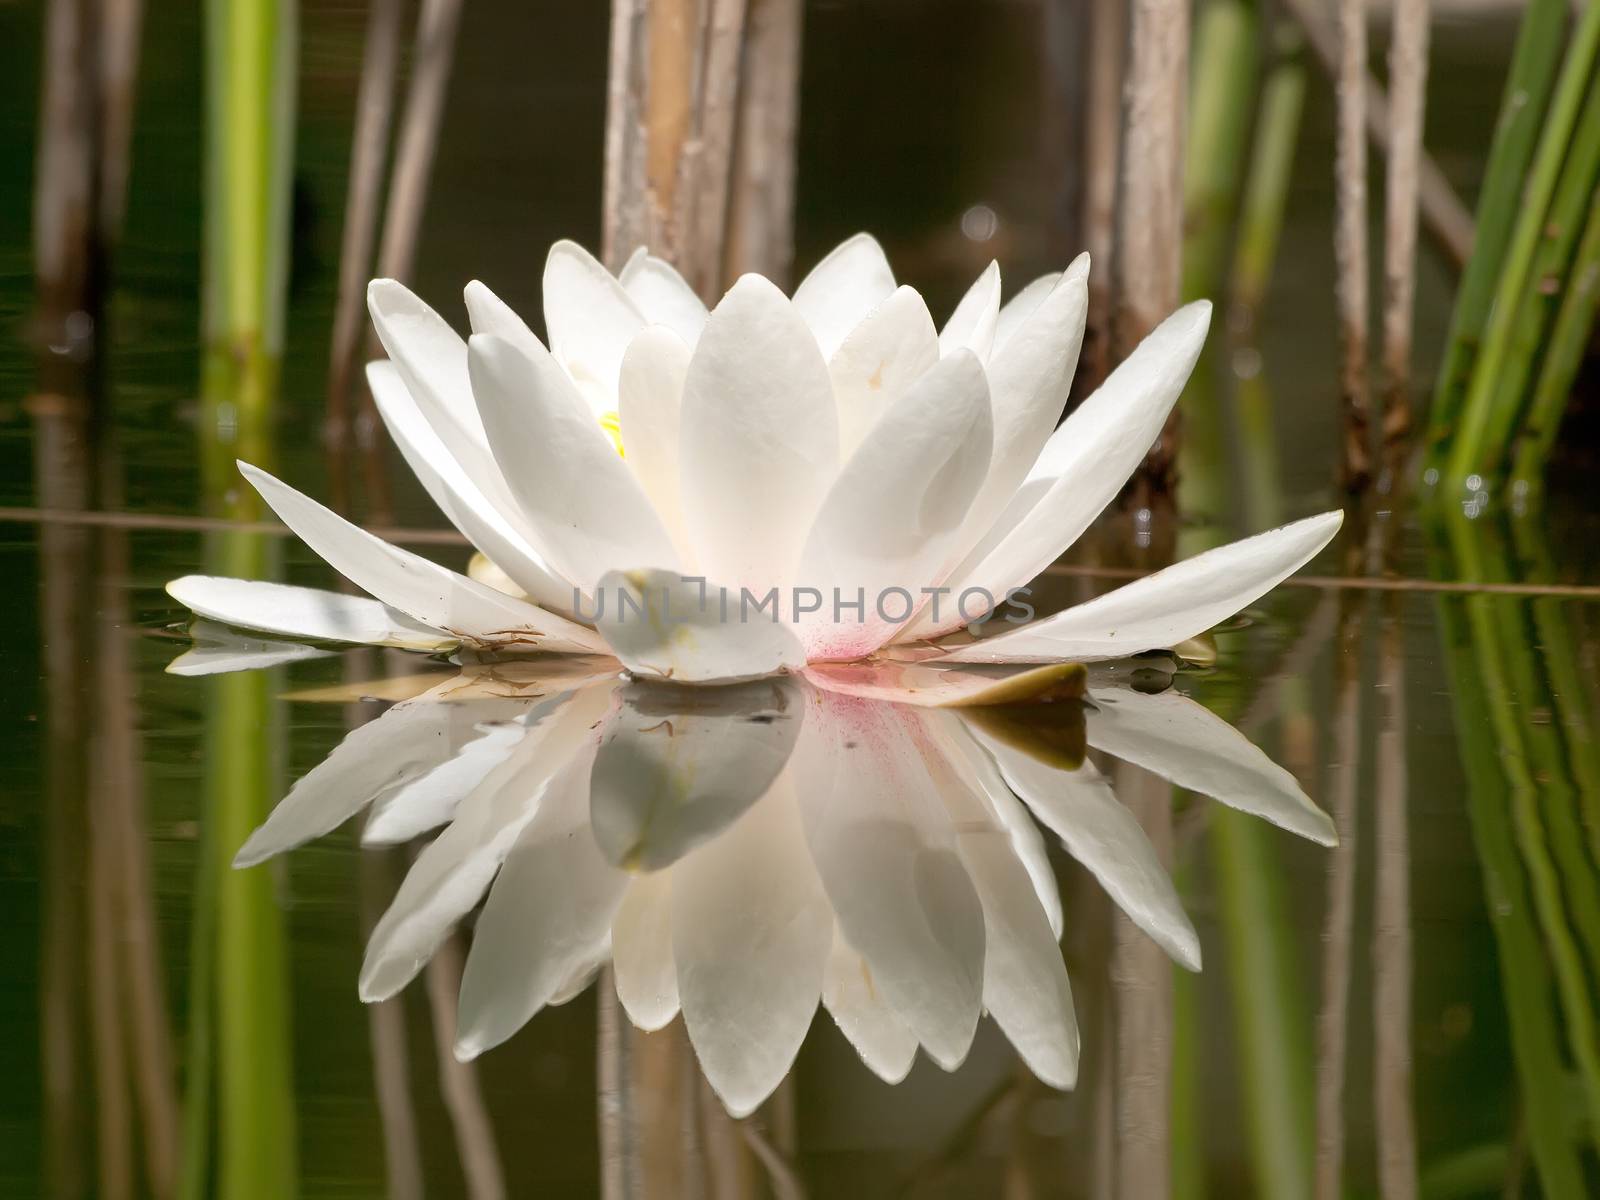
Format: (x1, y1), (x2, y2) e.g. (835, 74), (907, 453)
(224, 656), (1333, 1117)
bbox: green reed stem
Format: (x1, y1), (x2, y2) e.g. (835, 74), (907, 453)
(1425, 0), (1568, 463)
(1510, 184), (1600, 487)
(1439, 4), (1600, 496)
(1230, 24), (1306, 318)
(1182, 0), (1261, 304)
(1428, 513), (1591, 1196)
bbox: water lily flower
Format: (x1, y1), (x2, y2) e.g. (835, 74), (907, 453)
(166, 233), (1342, 682)
(231, 662), (1333, 1116)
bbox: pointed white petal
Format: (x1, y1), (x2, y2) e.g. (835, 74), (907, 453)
(793, 691), (985, 1069)
(803, 660), (1084, 709)
(971, 727), (1200, 971)
(828, 285), (940, 458)
(821, 929), (919, 1084)
(673, 782), (831, 1118)
(619, 253), (709, 345)
(611, 872), (679, 1031)
(594, 568), (805, 683)
(679, 274), (839, 590)
(992, 274), (1057, 356)
(367, 278), (484, 443)
(359, 687), (612, 1001)
(368, 359), (590, 621)
(542, 239), (646, 410)
(939, 261), (1001, 361)
(791, 232), (897, 360)
(942, 262), (1088, 580)
(590, 677), (803, 870)
(937, 511), (1345, 663)
(240, 462), (601, 653)
(908, 302), (1211, 641)
(455, 742), (628, 1060)
(468, 332), (681, 591)
(167, 575), (453, 651)
(617, 326), (694, 558)
(793, 352), (992, 658)
(1086, 688), (1336, 845)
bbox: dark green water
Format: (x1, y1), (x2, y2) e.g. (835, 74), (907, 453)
(4, 3), (1600, 1198)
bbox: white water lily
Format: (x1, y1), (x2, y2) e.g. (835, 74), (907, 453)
(167, 233), (1342, 683)
(229, 661), (1334, 1117)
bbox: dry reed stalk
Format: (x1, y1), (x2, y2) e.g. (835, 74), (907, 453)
(1334, 0), (1370, 489)
(604, 0), (752, 298)
(325, 0), (405, 492)
(1380, 0), (1431, 471)
(1083, 0), (1125, 391)
(96, 0), (142, 248)
(722, 0), (803, 287)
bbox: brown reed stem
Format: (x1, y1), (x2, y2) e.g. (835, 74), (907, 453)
(1082, 0), (1125, 392)
(722, 0), (803, 288)
(1334, 0), (1370, 490)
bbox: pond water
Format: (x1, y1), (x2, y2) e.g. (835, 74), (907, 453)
(4, 2), (1600, 1198)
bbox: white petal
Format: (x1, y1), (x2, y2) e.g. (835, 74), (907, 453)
(821, 929), (919, 1084)
(367, 278), (484, 443)
(992, 275), (1057, 356)
(679, 274), (839, 591)
(828, 285), (940, 458)
(794, 351), (993, 658)
(542, 239), (646, 411)
(793, 691), (985, 1068)
(594, 568), (806, 684)
(359, 687), (612, 1002)
(803, 660), (1084, 709)
(362, 709), (529, 846)
(673, 782), (831, 1117)
(165, 621), (335, 677)
(939, 261), (1001, 361)
(455, 740), (628, 1059)
(611, 872), (679, 1030)
(908, 301), (1211, 641)
(368, 359), (589, 620)
(167, 575), (453, 651)
(1086, 688), (1336, 844)
(937, 511), (1344, 663)
(617, 326), (694, 558)
(790, 232), (897, 360)
(971, 727), (1200, 970)
(589, 677), (803, 870)
(468, 332), (681, 591)
(234, 691), (522, 868)
(240, 462), (601, 654)
(943, 263), (1088, 578)
(619, 253), (709, 345)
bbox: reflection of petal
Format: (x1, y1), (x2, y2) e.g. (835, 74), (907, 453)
(594, 568), (806, 684)
(165, 620), (334, 676)
(804, 660), (1084, 708)
(970, 726), (1201, 971)
(934, 715), (1063, 938)
(1086, 688), (1336, 845)
(362, 714), (528, 846)
(359, 686), (612, 1001)
(611, 871), (678, 1030)
(455, 738), (628, 1060)
(590, 678), (803, 870)
(234, 691), (547, 868)
(793, 691), (985, 1069)
(821, 928), (918, 1084)
(673, 781), (831, 1117)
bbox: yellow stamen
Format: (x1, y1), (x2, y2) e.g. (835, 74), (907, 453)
(599, 410), (625, 458)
